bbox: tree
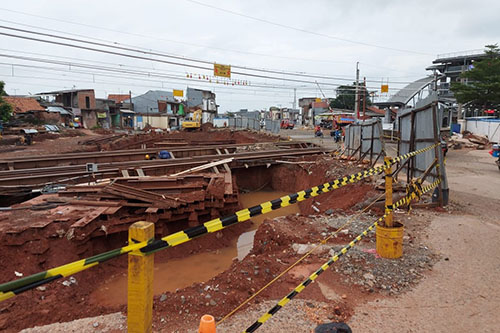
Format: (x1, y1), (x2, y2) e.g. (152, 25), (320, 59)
(451, 44), (500, 111)
(329, 83), (371, 110)
(0, 81), (13, 122)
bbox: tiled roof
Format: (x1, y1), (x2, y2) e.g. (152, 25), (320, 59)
(3, 97), (45, 114)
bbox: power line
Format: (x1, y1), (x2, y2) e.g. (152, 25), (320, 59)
(0, 7), (425, 76)
(0, 46), (416, 90)
(184, 0), (434, 56)
(0, 24), (420, 84)
(1, 53), (421, 93)
(1, 63), (310, 98)
(0, 30), (379, 87)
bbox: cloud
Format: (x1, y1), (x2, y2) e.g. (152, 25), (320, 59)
(0, 0), (498, 111)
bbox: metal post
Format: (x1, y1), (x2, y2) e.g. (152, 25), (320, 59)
(128, 221), (154, 333)
(363, 77), (366, 118)
(355, 65), (360, 118)
(384, 156), (393, 227)
(354, 62), (359, 119)
(293, 88), (296, 109)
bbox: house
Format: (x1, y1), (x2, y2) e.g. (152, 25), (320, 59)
(123, 90), (187, 129)
(299, 97), (319, 125)
(38, 89), (97, 128)
(126, 90), (174, 114)
(46, 106), (72, 126)
(94, 99), (115, 129)
(269, 106), (281, 120)
(281, 108), (300, 123)
(107, 94), (134, 128)
(311, 101), (330, 125)
(186, 88), (217, 124)
(3, 96), (62, 124)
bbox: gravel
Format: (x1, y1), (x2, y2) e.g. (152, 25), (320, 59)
(19, 313), (126, 333)
(215, 299), (341, 333)
(290, 212), (439, 296)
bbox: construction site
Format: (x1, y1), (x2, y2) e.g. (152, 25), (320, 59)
(0, 114), (496, 333)
(1, 2), (500, 332)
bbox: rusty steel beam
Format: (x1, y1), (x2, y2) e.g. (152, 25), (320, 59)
(0, 147), (323, 190)
(0, 141), (307, 171)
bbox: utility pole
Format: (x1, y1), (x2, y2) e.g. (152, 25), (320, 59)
(354, 62), (360, 119)
(363, 77), (366, 118)
(293, 88), (296, 109)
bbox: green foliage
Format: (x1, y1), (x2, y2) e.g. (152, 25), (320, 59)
(0, 81), (12, 122)
(451, 44), (500, 110)
(329, 83), (371, 110)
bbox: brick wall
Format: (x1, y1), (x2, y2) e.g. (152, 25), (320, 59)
(77, 91), (96, 109)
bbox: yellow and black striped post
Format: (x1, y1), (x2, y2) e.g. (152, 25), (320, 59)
(384, 156), (393, 228)
(127, 221), (154, 333)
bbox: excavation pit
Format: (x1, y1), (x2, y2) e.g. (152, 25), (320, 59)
(0, 153), (374, 332)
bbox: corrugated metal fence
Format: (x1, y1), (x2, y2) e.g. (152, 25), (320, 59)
(344, 118), (385, 166)
(397, 101), (448, 203)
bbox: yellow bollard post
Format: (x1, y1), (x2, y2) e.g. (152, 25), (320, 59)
(384, 156), (393, 228)
(127, 221), (155, 333)
(377, 157), (403, 258)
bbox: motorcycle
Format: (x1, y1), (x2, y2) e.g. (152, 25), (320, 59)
(490, 144), (500, 171)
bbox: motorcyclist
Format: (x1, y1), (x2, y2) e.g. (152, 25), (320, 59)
(314, 125), (323, 137)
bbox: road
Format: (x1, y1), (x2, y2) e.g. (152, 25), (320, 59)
(349, 148), (500, 332)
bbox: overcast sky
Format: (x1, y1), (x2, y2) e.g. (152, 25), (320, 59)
(0, 0), (498, 112)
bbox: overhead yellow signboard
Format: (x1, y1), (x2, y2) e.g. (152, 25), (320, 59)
(173, 89), (184, 97)
(381, 84), (389, 93)
(214, 63), (231, 78)
(315, 98), (322, 103)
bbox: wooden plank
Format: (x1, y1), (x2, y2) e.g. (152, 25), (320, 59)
(169, 158), (234, 177)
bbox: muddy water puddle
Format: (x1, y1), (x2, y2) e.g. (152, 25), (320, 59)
(91, 190), (299, 307)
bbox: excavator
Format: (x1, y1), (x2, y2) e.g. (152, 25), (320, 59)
(181, 109), (202, 130)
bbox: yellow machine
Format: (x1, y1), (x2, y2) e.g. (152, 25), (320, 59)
(182, 109), (202, 130)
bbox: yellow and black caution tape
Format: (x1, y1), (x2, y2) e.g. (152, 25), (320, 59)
(0, 143), (438, 302)
(243, 178), (441, 333)
(217, 191), (386, 326)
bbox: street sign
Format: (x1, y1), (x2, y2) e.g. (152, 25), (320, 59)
(214, 63), (231, 78)
(381, 84), (389, 93)
(173, 89), (184, 97)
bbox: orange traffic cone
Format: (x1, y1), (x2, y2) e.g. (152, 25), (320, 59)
(199, 314), (216, 333)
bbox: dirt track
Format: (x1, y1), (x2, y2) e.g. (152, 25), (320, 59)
(349, 148), (500, 332)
